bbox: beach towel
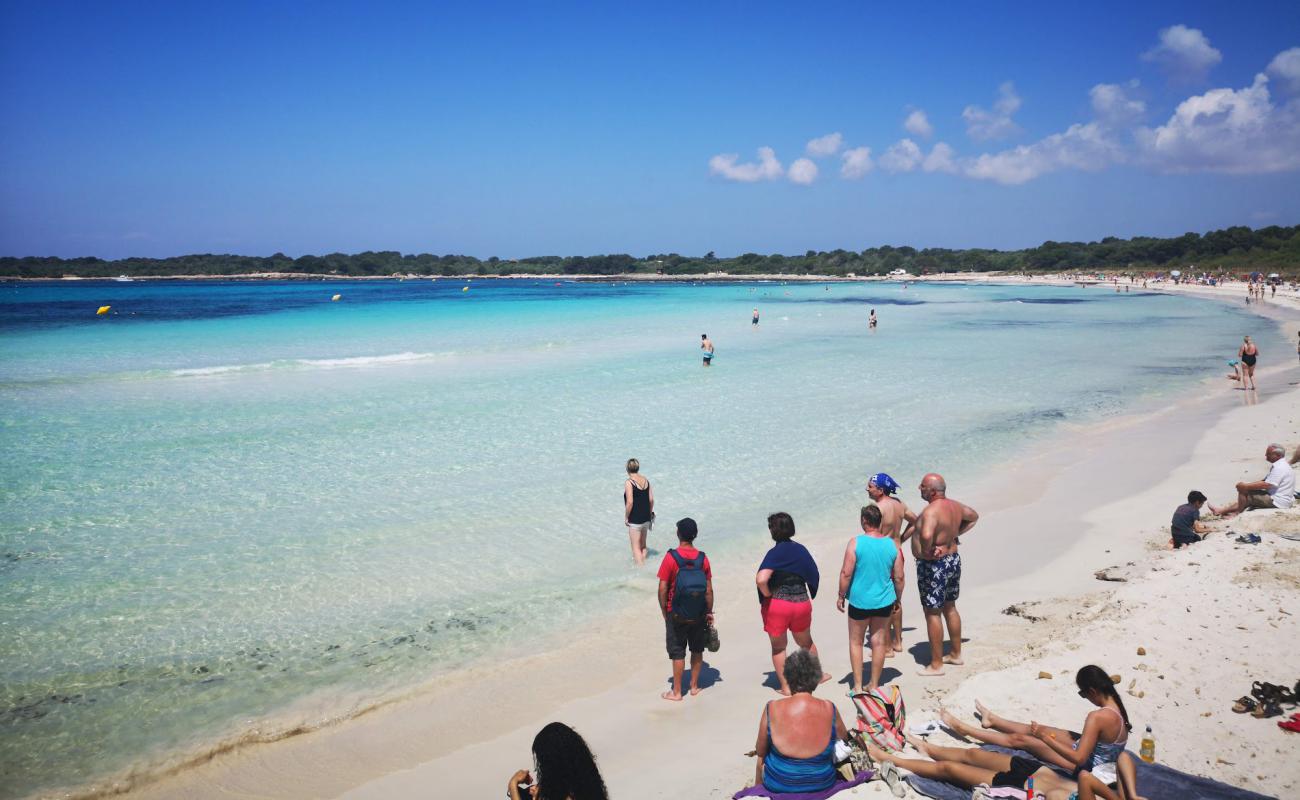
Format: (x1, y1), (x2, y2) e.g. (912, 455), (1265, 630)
(732, 770), (872, 800)
(902, 745), (1273, 800)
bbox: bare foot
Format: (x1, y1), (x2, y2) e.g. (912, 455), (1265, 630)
(689, 686), (702, 696)
(939, 709), (968, 735)
(885, 650), (896, 659)
(903, 732), (933, 756)
(661, 691), (682, 702)
(893, 643), (904, 653)
(820, 672), (833, 684)
(865, 741), (889, 763)
(974, 699), (996, 729)
(917, 664), (945, 676)
(942, 654), (964, 666)
(850, 685), (864, 696)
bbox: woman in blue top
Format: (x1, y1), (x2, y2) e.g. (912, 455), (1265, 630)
(837, 505), (904, 694)
(753, 649), (849, 793)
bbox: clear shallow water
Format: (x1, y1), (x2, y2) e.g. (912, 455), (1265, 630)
(0, 279), (1281, 797)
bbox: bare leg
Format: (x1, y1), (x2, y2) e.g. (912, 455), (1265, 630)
(919, 608), (945, 675)
(889, 598), (899, 653)
(942, 602), (963, 665)
(627, 528), (645, 565)
(638, 527), (648, 562)
(769, 632), (790, 695)
(867, 615), (889, 690)
(662, 657), (684, 701)
(906, 734), (1014, 771)
(939, 710), (1074, 771)
(847, 616), (869, 693)
(688, 651), (703, 696)
(866, 743), (997, 789)
(791, 628), (832, 683)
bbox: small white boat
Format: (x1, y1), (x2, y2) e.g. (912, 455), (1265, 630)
(113, 275), (134, 282)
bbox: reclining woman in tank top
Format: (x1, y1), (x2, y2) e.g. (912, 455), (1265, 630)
(867, 666), (1134, 798)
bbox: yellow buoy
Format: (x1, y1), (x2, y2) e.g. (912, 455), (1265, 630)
(331, 294), (341, 302)
(462, 286), (469, 292)
(96, 305), (111, 315)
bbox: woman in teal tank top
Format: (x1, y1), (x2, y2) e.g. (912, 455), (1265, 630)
(836, 505), (904, 693)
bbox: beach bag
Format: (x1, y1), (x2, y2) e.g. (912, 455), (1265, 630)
(851, 686), (907, 752)
(668, 549), (708, 623)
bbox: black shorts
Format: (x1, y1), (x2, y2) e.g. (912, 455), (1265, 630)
(992, 756), (1042, 788)
(848, 603), (893, 620)
(665, 616), (707, 659)
(1172, 533), (1200, 549)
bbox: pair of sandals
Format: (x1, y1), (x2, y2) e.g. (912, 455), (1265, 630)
(1232, 680), (1299, 718)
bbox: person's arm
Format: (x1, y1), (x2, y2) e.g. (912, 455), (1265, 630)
(956, 503), (979, 536)
(658, 580), (670, 619)
(915, 509), (937, 556)
(754, 705), (769, 785)
(832, 703), (849, 741)
(705, 576), (714, 622)
(1291, 446), (1300, 466)
(756, 568), (774, 599)
(647, 481), (655, 519)
(506, 770), (531, 800)
(1031, 712), (1100, 770)
(1193, 520), (1208, 534)
(837, 542), (856, 613)
(891, 547), (904, 604)
(624, 481), (633, 524)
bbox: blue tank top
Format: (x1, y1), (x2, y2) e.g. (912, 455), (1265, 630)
(762, 701), (839, 793)
(848, 534), (898, 610)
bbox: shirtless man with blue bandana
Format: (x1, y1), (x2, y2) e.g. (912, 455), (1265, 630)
(867, 472), (915, 655)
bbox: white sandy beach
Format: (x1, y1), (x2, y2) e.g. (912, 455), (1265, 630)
(106, 281), (1300, 800)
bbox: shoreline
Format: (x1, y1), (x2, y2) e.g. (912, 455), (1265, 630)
(92, 288), (1300, 799)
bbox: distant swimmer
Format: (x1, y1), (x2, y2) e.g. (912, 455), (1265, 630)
(912, 473), (978, 676)
(701, 334), (714, 367)
(753, 308), (760, 327)
(868, 309), (877, 330)
(867, 473), (915, 655)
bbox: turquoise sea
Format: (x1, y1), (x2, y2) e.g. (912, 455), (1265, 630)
(0, 279), (1283, 797)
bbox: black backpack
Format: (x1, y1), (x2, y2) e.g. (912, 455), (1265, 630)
(669, 549), (708, 623)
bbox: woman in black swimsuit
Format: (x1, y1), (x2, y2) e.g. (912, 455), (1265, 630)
(1238, 335), (1258, 391)
(623, 458), (654, 565)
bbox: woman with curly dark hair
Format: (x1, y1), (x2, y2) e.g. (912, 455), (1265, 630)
(507, 722), (609, 800)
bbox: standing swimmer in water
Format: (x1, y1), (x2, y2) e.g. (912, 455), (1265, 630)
(1238, 335), (1258, 391)
(753, 308), (760, 327)
(701, 334), (714, 367)
(869, 309), (877, 330)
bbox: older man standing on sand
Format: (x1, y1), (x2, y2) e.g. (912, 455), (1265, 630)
(912, 473), (979, 677)
(867, 473), (916, 655)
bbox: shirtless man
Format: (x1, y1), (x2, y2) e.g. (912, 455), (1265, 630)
(867, 472), (915, 654)
(700, 334), (714, 367)
(912, 473), (979, 676)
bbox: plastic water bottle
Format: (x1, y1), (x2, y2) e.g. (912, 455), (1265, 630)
(1139, 725), (1155, 763)
(1025, 775), (1035, 798)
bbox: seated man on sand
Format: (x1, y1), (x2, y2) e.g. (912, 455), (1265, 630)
(1169, 491), (1208, 549)
(1208, 444), (1296, 518)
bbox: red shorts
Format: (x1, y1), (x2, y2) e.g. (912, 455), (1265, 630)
(761, 597), (812, 636)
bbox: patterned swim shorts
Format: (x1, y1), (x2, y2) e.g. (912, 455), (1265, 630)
(916, 552), (961, 609)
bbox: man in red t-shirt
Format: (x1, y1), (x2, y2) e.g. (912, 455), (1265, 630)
(656, 517), (714, 701)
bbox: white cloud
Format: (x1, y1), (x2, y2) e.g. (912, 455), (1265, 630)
(805, 132), (843, 158)
(708, 147), (783, 182)
(904, 110), (933, 138)
(787, 158), (819, 185)
(922, 142), (958, 173)
(1142, 24), (1222, 82)
(1089, 81), (1146, 125)
(962, 82), (1022, 140)
(963, 122), (1124, 185)
(1136, 73), (1300, 174)
(1266, 47), (1300, 93)
(879, 139), (924, 172)
(840, 147), (873, 179)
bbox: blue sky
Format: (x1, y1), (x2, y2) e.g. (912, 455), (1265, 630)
(1, 1), (1298, 259)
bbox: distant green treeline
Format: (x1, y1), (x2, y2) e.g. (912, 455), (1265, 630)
(3, 223), (1298, 279)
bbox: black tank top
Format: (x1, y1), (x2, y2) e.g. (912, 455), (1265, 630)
(627, 478), (651, 524)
